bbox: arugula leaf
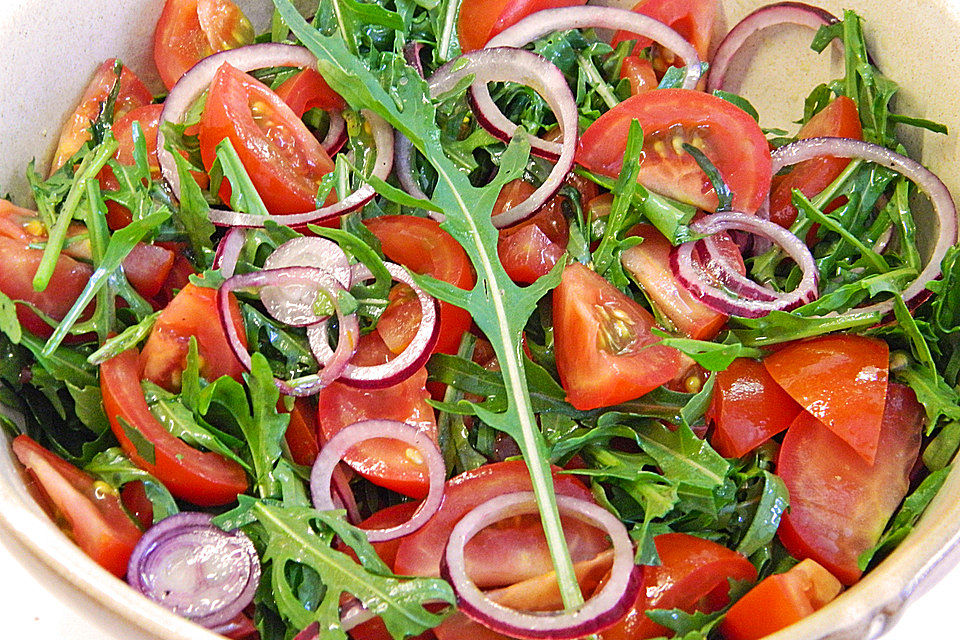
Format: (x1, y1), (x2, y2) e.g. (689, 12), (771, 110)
(653, 332), (761, 372)
(635, 422), (729, 492)
(735, 471), (789, 558)
(85, 447), (179, 523)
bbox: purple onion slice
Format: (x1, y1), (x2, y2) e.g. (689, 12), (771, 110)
(311, 419), (445, 542)
(321, 109), (348, 156)
(261, 237), (352, 326)
(212, 227), (247, 279)
(427, 47), (578, 228)
(308, 262), (439, 389)
(126, 512), (260, 630)
(441, 492), (639, 639)
(707, 2), (839, 92)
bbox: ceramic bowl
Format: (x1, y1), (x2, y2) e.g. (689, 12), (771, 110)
(1, 1), (959, 639)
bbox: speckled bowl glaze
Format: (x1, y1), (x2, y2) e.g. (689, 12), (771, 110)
(1, 1), (959, 639)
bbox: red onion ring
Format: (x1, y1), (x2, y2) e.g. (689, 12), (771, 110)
(772, 136), (959, 316)
(218, 267), (360, 396)
(321, 109), (348, 156)
(427, 48), (577, 228)
(308, 262), (439, 388)
(671, 211), (819, 318)
(707, 2), (839, 92)
(212, 227), (247, 279)
(474, 6), (702, 162)
(156, 43), (394, 228)
(395, 131), (433, 210)
(126, 512), (260, 630)
(441, 492), (639, 639)
(697, 236), (779, 302)
(310, 419), (445, 542)
(261, 237), (352, 326)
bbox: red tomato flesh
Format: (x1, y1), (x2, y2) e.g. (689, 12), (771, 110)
(495, 180), (570, 284)
(764, 334), (888, 464)
(706, 357), (802, 458)
(577, 89), (772, 214)
(274, 68), (347, 117)
(612, 0), (716, 70)
(776, 383), (922, 585)
(12, 435), (143, 577)
(553, 262), (681, 410)
(457, 0), (588, 52)
(619, 56), (658, 96)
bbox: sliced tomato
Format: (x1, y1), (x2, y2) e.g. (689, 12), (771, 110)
(198, 63), (336, 215)
(120, 481), (154, 530)
(284, 397), (321, 467)
(577, 89), (772, 214)
(393, 459), (610, 587)
(139, 282), (247, 391)
(101, 347), (248, 506)
(98, 103), (163, 229)
(706, 357), (802, 458)
(495, 180), (570, 284)
(719, 559), (842, 640)
(274, 68), (347, 117)
(152, 254), (196, 309)
(316, 332), (437, 499)
(601, 532), (757, 640)
(776, 383), (922, 585)
(457, 0), (588, 52)
(153, 0), (254, 90)
(365, 215), (475, 355)
(553, 262), (681, 411)
(620, 55), (658, 96)
(11, 435), (142, 577)
(612, 0), (716, 69)
(622, 223), (734, 340)
(769, 96), (862, 228)
(50, 59), (153, 174)
(763, 334), (888, 464)
(122, 243), (176, 300)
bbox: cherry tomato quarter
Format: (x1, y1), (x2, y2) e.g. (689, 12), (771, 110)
(612, 0), (716, 72)
(457, 0), (588, 52)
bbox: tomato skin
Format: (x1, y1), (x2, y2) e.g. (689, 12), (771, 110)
(457, 0), (588, 52)
(365, 216), (475, 356)
(601, 533), (757, 640)
(620, 56), (658, 96)
(719, 559), (842, 640)
(11, 435), (143, 577)
(139, 282), (247, 391)
(769, 96), (862, 228)
(198, 63), (336, 215)
(274, 68), (347, 117)
(123, 243), (176, 300)
(622, 224), (730, 340)
(577, 89), (772, 214)
(153, 0), (255, 90)
(50, 59), (153, 174)
(763, 334), (888, 464)
(101, 348), (248, 506)
(612, 0), (716, 65)
(776, 383), (922, 585)
(393, 459), (610, 587)
(554, 262), (681, 411)
(317, 332), (438, 499)
(495, 180), (570, 284)
(284, 397), (321, 467)
(98, 103), (163, 230)
(120, 481), (155, 530)
(706, 358), (802, 458)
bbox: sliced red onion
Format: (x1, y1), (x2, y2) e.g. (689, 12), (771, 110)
(395, 131), (432, 209)
(473, 6), (702, 162)
(260, 237), (352, 326)
(126, 512), (260, 630)
(427, 48), (577, 228)
(707, 2), (839, 92)
(441, 492), (639, 639)
(321, 109), (348, 156)
(403, 41), (427, 78)
(671, 211), (819, 318)
(308, 262), (439, 388)
(218, 267), (360, 396)
(697, 236), (779, 302)
(213, 227), (247, 279)
(772, 136), (959, 315)
(311, 419), (445, 542)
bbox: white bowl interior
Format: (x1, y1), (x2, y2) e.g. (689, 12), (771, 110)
(1, 1), (960, 639)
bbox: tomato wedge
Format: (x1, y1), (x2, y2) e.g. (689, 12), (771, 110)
(12, 435), (142, 577)
(769, 96), (863, 228)
(577, 89), (772, 214)
(719, 559), (842, 640)
(764, 334), (888, 464)
(612, 0), (716, 68)
(495, 180), (570, 284)
(274, 68), (346, 117)
(316, 332), (437, 499)
(554, 262), (681, 411)
(50, 59), (153, 174)
(365, 215), (474, 356)
(153, 0), (255, 90)
(619, 56), (658, 96)
(706, 357), (802, 458)
(457, 0), (588, 52)
(98, 103), (164, 230)
(198, 63), (336, 215)
(393, 459), (610, 587)
(101, 348), (248, 506)
(601, 532), (757, 640)
(776, 383), (922, 585)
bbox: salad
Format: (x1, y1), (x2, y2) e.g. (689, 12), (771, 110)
(2, 0), (958, 639)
